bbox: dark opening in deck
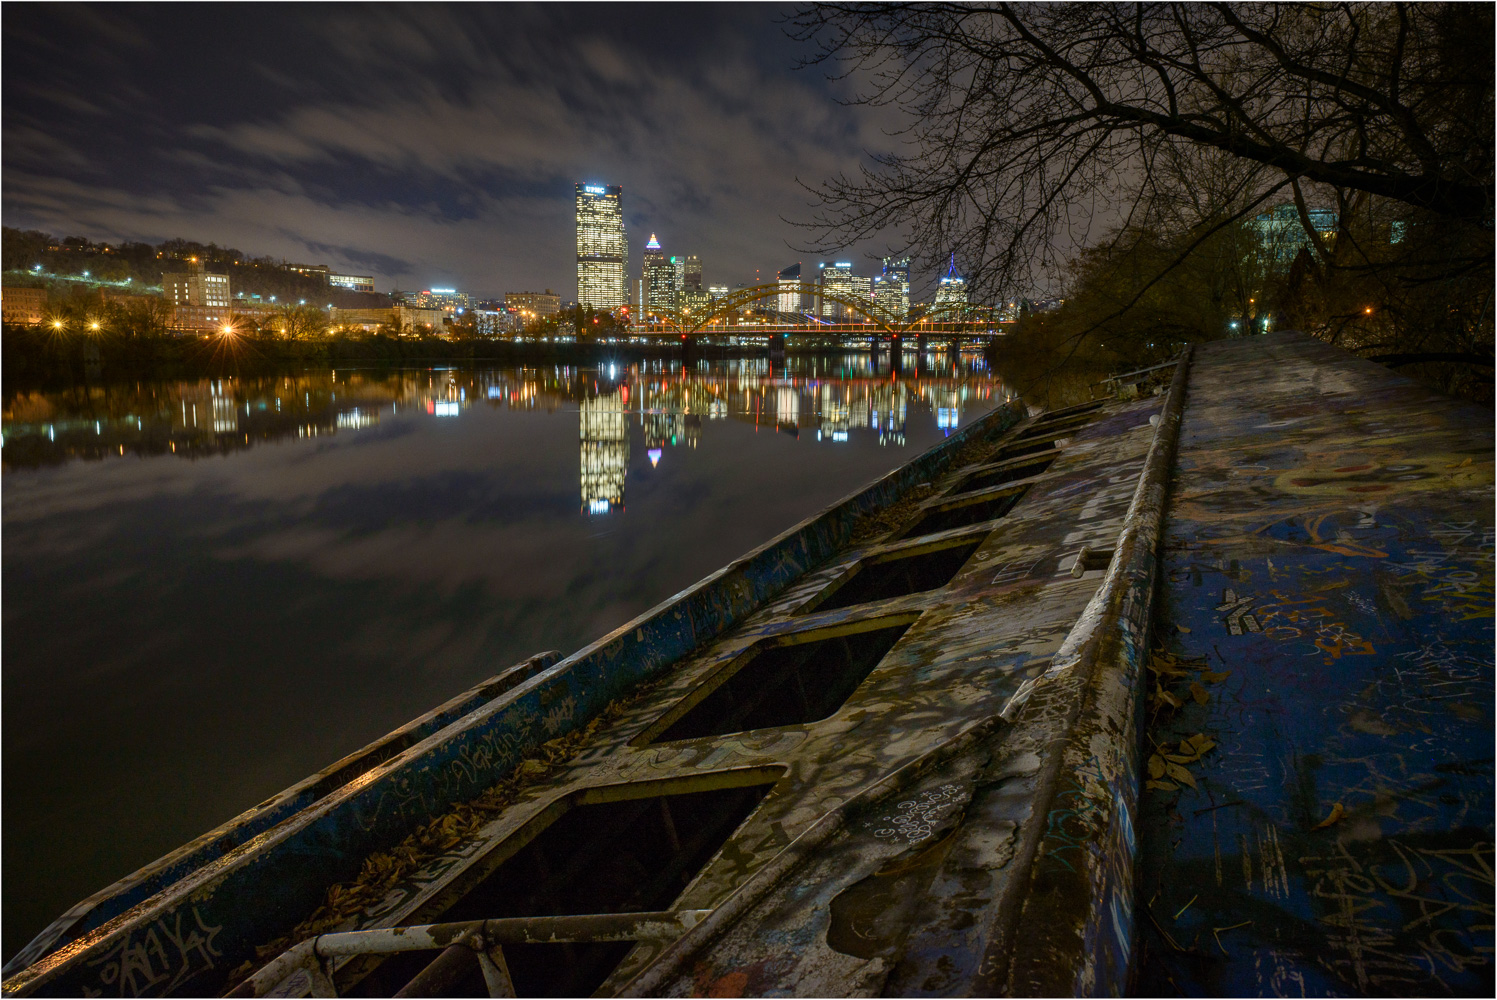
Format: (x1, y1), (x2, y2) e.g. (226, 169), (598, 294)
(951, 457), (1055, 496)
(641, 617), (916, 744)
(992, 439), (1060, 461)
(899, 487), (1029, 539)
(360, 777), (777, 998)
(802, 536), (984, 614)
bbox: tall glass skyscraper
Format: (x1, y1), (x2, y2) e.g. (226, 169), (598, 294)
(876, 256), (911, 321)
(643, 234), (676, 314)
(575, 183), (627, 311)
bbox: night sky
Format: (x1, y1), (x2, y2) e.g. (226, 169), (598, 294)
(2, 4), (908, 299)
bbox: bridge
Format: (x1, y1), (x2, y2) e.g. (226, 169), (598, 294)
(623, 281), (1014, 348)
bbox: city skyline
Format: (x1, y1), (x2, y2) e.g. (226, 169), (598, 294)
(2, 6), (922, 302)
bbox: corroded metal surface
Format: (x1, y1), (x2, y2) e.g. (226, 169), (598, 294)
(1134, 333), (1494, 996)
(613, 392), (1178, 998)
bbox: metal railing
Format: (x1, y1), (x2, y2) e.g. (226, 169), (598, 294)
(226, 909), (711, 998)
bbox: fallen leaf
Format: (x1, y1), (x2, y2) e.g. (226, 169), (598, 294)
(1190, 682), (1211, 705)
(1165, 763), (1198, 789)
(1156, 684), (1184, 708)
(1200, 670), (1233, 684)
(1163, 752), (1197, 764)
(1148, 755), (1166, 779)
(1176, 625), (1191, 633)
(1313, 802), (1345, 829)
(1146, 779), (1178, 791)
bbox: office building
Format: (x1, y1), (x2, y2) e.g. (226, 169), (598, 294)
(677, 288), (712, 322)
(1251, 204), (1338, 263)
(819, 262), (870, 321)
(2, 286), (47, 325)
(643, 234), (676, 315)
(329, 274), (376, 293)
(875, 257), (911, 321)
(777, 263), (803, 313)
(505, 289), (561, 320)
(575, 182), (627, 310)
(404, 289), (471, 312)
(934, 255), (968, 315)
(164, 258), (231, 309)
(684, 255), (702, 291)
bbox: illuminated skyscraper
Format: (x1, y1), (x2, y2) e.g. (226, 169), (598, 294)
(777, 262), (803, 312)
(875, 256), (911, 321)
(643, 234), (676, 315)
(819, 262), (869, 321)
(575, 183), (627, 310)
(934, 255), (968, 315)
(683, 255), (702, 291)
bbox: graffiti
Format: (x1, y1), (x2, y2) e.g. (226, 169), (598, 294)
(1300, 837), (1495, 992)
(1215, 588), (1261, 635)
(81, 909), (223, 997)
(871, 784), (966, 845)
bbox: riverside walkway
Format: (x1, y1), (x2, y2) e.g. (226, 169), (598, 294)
(3, 332), (1490, 998)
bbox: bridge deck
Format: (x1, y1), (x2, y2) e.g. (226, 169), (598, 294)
(1135, 333), (1493, 995)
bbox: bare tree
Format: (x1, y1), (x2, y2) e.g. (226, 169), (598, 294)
(790, 3), (1493, 300)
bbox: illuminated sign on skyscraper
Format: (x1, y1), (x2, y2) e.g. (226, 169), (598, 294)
(575, 183), (627, 311)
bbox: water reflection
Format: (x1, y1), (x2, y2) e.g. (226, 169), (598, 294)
(4, 357), (1007, 522)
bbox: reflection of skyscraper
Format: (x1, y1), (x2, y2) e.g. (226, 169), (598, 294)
(575, 183), (627, 310)
(580, 391), (629, 514)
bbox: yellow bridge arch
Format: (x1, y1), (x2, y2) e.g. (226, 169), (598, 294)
(633, 281), (1004, 337)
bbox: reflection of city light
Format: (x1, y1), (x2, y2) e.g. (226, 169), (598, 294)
(434, 401), (460, 416)
(937, 407), (959, 429)
(488, 386), (503, 398)
(648, 448), (662, 467)
(337, 408), (378, 430)
(589, 499), (611, 514)
(831, 431), (848, 442)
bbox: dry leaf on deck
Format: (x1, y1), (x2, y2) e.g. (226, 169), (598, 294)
(1313, 802), (1345, 829)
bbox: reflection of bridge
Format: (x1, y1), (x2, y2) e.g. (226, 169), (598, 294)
(630, 281), (1012, 339)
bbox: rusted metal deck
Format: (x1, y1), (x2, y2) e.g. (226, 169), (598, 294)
(1133, 334), (1494, 995)
(4, 332), (1489, 999)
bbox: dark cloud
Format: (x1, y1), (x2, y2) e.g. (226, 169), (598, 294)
(3, 4), (915, 297)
